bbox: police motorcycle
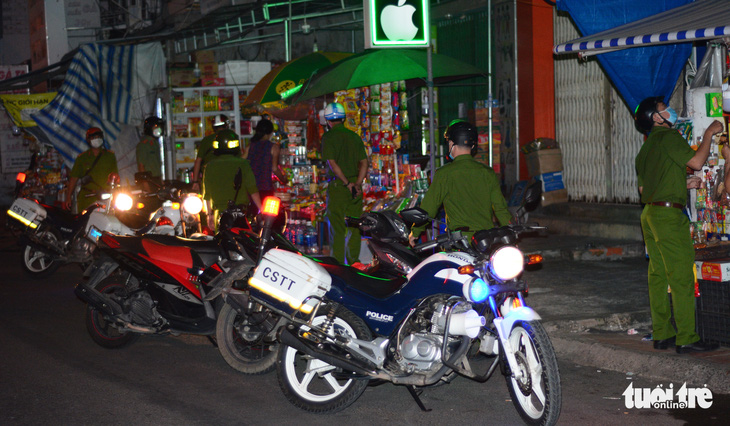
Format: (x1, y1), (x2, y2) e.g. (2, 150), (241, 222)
(207, 184), (560, 423)
(6, 169), (204, 278)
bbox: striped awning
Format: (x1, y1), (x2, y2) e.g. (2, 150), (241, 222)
(554, 0), (730, 56)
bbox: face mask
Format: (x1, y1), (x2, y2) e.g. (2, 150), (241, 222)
(658, 107), (678, 126)
(447, 142), (455, 160)
(152, 127), (163, 138)
(90, 138), (103, 148)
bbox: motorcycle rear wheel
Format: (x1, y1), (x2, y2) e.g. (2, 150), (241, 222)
(276, 306), (372, 413)
(215, 301), (279, 375)
(21, 229), (61, 278)
(85, 276), (139, 349)
(503, 320), (561, 426)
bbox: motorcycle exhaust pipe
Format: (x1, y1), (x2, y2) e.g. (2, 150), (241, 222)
(74, 282), (123, 317)
(445, 310), (486, 338)
(278, 328), (375, 376)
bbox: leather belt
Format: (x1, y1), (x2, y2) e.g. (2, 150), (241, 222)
(649, 201), (684, 209)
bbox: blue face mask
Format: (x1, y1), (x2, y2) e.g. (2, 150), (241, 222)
(447, 142), (454, 160)
(659, 107), (678, 126)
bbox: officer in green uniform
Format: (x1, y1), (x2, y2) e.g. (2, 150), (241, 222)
(409, 120), (512, 244)
(321, 102), (368, 264)
(193, 114), (236, 191)
(64, 127), (119, 213)
(634, 96), (723, 354)
(202, 128), (261, 230)
(136, 116), (164, 181)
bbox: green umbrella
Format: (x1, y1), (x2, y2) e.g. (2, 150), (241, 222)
(285, 48), (486, 103)
(243, 51), (353, 107)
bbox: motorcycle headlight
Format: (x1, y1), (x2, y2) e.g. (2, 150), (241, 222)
(488, 246), (524, 281)
(463, 277), (489, 303)
(182, 195), (203, 215)
(114, 193), (133, 211)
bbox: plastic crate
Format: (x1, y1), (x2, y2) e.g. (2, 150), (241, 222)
(696, 279), (730, 346)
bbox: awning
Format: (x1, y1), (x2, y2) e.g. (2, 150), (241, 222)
(554, 0), (730, 56)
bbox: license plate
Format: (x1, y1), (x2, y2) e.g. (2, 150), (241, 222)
(7, 200), (38, 228)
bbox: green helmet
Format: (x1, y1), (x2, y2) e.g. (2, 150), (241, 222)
(213, 129), (241, 155)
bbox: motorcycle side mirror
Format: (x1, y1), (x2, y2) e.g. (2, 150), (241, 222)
(400, 207), (431, 226)
(233, 168), (242, 191)
(523, 180), (543, 212)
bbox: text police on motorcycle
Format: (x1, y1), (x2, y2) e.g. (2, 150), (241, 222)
(409, 120), (511, 245)
(64, 127), (119, 213)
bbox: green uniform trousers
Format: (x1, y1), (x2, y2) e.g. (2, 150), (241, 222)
(640, 204), (699, 346)
(326, 183), (362, 265)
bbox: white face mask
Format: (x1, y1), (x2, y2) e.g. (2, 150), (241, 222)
(152, 127), (163, 138)
(90, 138), (103, 148)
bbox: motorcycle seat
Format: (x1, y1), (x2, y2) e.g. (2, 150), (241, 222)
(320, 263), (407, 299)
(143, 234), (220, 256)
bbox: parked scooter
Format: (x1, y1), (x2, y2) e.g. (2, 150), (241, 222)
(207, 189), (560, 423)
(6, 171), (203, 278)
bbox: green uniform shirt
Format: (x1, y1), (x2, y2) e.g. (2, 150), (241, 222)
(635, 126), (694, 205)
(136, 135), (162, 177)
(197, 133), (241, 169)
(69, 149), (118, 211)
(202, 154), (258, 211)
(412, 154), (512, 236)
(321, 123), (367, 183)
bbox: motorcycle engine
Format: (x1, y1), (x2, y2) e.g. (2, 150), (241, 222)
(124, 292), (163, 328)
(395, 298), (471, 373)
(70, 236), (95, 258)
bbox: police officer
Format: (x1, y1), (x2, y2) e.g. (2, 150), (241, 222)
(136, 116), (164, 181)
(321, 102), (368, 265)
(193, 114), (234, 191)
(63, 127), (119, 213)
(409, 120), (511, 245)
(202, 128), (261, 229)
(635, 96), (723, 354)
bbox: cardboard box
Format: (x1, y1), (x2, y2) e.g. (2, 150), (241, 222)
(696, 259), (730, 282)
(526, 148), (563, 177)
(201, 77), (225, 87)
(192, 50), (215, 64)
(468, 108), (491, 127)
(248, 61), (272, 84)
(198, 62), (219, 79)
(169, 67), (198, 87)
(224, 60), (248, 85)
(541, 188), (568, 206)
(536, 171), (565, 192)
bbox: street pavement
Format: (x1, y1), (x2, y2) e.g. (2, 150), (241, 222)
(519, 233), (730, 395)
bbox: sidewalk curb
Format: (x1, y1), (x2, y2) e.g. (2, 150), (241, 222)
(548, 332), (730, 394)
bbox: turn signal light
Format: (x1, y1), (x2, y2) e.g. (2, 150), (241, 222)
(526, 254), (543, 265)
(458, 265), (475, 275)
(262, 196), (281, 216)
(16, 172), (26, 183)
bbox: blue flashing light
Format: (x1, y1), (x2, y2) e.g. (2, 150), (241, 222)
(470, 278), (489, 303)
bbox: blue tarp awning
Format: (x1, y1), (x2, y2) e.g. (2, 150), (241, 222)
(554, 0), (730, 56)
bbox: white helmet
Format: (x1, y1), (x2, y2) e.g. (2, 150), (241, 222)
(323, 102), (345, 121)
(213, 114), (230, 128)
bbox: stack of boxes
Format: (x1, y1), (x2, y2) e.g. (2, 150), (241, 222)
(524, 141), (567, 206)
(695, 259), (730, 347)
(168, 50), (272, 88)
(469, 101), (501, 175)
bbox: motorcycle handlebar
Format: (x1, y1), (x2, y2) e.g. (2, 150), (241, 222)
(413, 232), (452, 253)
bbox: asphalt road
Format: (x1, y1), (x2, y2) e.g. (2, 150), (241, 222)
(1, 234), (728, 425)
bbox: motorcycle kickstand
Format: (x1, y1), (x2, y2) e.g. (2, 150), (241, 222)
(406, 386), (431, 412)
(206, 335), (218, 348)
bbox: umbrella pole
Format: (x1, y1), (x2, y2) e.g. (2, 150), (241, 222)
(427, 43), (436, 237)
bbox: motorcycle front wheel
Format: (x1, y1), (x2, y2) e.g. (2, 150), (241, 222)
(216, 301), (279, 375)
(21, 229), (61, 278)
(503, 320), (561, 426)
(85, 275), (139, 349)
(276, 306), (372, 413)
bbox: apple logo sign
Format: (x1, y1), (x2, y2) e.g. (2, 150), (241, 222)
(380, 0), (419, 41)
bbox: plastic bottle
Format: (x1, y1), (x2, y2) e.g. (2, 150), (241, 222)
(295, 219), (305, 251)
(305, 220), (317, 254)
(284, 218), (293, 243)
